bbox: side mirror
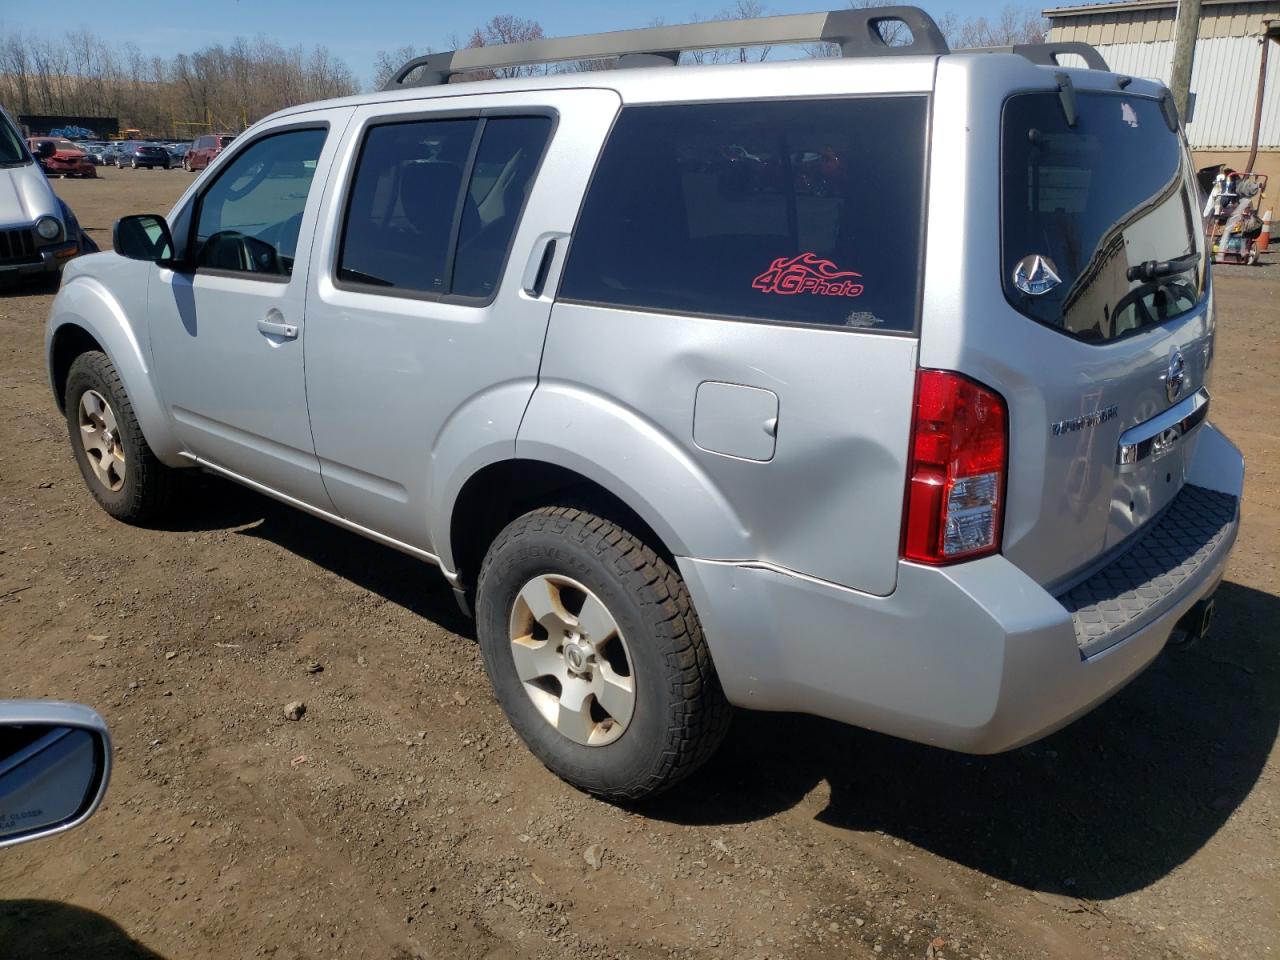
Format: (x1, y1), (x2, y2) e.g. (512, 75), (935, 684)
(113, 213), (175, 263)
(35, 141), (56, 159)
(0, 701), (111, 850)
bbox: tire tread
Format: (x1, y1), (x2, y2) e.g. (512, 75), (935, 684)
(478, 505), (732, 801)
(67, 351), (175, 523)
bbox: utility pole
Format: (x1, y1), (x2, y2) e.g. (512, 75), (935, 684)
(1169, 0), (1202, 125)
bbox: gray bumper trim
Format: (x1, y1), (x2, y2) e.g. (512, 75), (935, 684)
(1058, 484), (1238, 657)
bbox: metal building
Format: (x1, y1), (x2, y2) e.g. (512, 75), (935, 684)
(1046, 0), (1280, 185)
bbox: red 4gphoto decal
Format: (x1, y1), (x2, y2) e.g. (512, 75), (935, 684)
(752, 253), (865, 298)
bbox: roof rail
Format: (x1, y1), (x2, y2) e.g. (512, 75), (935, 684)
(963, 41), (1109, 72)
(382, 6), (950, 90)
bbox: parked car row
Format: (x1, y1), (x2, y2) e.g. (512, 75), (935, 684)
(24, 136), (235, 173)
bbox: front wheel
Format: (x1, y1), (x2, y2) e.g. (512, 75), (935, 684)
(476, 506), (732, 801)
(65, 351), (176, 523)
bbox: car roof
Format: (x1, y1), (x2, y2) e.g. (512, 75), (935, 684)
(260, 54), (942, 124)
(258, 51), (1161, 131)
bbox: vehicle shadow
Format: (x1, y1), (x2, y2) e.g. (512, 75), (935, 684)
(161, 473), (472, 636)
(0, 278), (59, 299)
(644, 579), (1279, 901)
(152, 475), (1277, 899)
(0, 899), (166, 959)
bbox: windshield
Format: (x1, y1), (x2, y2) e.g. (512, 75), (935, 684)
(0, 111), (29, 165)
(1001, 91), (1205, 342)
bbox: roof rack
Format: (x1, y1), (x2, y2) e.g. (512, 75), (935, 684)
(964, 41), (1109, 72)
(382, 6), (950, 90)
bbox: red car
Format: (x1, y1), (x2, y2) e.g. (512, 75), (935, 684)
(27, 138), (97, 178)
(184, 133), (236, 171)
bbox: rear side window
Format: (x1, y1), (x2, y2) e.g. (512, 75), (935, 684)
(559, 97), (929, 332)
(1001, 92), (1205, 342)
(337, 115), (552, 300)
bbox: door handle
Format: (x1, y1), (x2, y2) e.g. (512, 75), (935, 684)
(257, 311), (298, 341)
(522, 231), (570, 298)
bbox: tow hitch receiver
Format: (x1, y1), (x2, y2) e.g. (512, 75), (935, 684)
(1170, 595), (1217, 647)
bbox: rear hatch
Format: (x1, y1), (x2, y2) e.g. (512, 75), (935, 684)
(929, 65), (1213, 589)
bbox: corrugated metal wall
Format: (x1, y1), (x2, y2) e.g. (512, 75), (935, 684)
(1048, 1), (1280, 150)
(1087, 36), (1280, 148)
(1048, 2), (1279, 43)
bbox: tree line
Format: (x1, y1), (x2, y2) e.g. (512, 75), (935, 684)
(3, 3), (1046, 138)
(0, 31), (358, 137)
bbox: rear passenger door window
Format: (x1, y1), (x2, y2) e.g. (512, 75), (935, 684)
(559, 98), (929, 332)
(191, 127), (327, 278)
(337, 115), (551, 301)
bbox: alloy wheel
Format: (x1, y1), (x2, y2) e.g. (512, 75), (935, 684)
(78, 389), (126, 492)
(508, 574), (636, 747)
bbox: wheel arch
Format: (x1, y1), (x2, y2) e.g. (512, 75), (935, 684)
(447, 459), (679, 594)
(443, 383), (755, 591)
(46, 278), (185, 466)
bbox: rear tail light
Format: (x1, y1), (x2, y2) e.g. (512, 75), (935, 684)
(902, 370), (1008, 564)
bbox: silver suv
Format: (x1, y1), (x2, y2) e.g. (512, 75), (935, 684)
(45, 8), (1244, 800)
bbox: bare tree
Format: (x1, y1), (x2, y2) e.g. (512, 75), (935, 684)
(465, 15), (546, 79)
(372, 45), (428, 90)
(685, 1), (774, 66)
(0, 27), (358, 137)
(805, 1), (1046, 57)
(948, 6), (1048, 48)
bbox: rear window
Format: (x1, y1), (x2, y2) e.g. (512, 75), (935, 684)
(336, 115), (551, 301)
(559, 97), (929, 332)
(1001, 91), (1205, 342)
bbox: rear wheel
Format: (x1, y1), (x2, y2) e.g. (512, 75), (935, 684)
(65, 351), (176, 523)
(476, 506), (731, 801)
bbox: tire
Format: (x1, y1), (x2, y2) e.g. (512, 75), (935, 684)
(131, 159), (137, 169)
(476, 506), (732, 801)
(183, 157), (191, 172)
(64, 351), (175, 524)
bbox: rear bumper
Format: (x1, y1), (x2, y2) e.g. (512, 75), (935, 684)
(679, 423), (1243, 753)
(45, 162), (96, 177)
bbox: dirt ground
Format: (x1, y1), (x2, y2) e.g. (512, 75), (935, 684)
(0, 166), (1277, 960)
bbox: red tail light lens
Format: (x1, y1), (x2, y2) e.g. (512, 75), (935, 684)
(902, 370), (1008, 564)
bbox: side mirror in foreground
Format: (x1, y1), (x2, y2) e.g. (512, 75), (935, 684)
(0, 701), (111, 850)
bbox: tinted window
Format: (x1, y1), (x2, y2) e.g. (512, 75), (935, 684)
(453, 117), (551, 297)
(1001, 92), (1205, 342)
(0, 111), (26, 164)
(338, 118), (478, 293)
(338, 116), (550, 299)
(192, 127), (326, 278)
(559, 98), (929, 331)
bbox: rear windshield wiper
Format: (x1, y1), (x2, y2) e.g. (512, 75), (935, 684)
(1126, 253), (1199, 283)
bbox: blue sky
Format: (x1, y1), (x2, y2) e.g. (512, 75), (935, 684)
(7, 0), (1031, 88)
